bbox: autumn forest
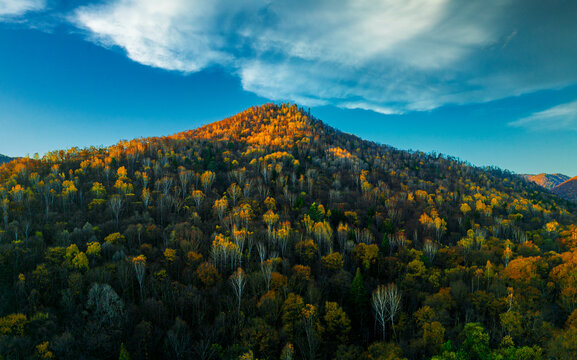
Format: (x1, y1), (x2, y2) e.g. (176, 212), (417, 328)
(1, 103), (577, 360)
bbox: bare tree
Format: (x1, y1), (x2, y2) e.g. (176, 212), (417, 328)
(261, 259), (273, 292)
(230, 267), (246, 318)
(372, 285), (388, 340)
(372, 283), (401, 340)
(423, 239), (439, 262)
(166, 317), (191, 360)
(109, 195), (123, 228)
(178, 169), (193, 199)
(86, 283), (125, 329)
(385, 283), (401, 336)
(227, 183), (242, 206)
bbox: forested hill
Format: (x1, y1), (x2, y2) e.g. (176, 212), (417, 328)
(0, 154), (12, 164)
(553, 176), (577, 203)
(1, 103), (577, 359)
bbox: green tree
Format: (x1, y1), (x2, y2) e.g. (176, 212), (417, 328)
(119, 343), (131, 360)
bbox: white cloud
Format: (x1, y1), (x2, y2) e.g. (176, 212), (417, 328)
(71, 0), (577, 113)
(0, 0), (44, 17)
(510, 100), (577, 131)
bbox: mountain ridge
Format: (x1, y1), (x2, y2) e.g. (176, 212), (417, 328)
(522, 173), (576, 202)
(553, 176), (577, 202)
(521, 173), (570, 190)
(0, 154), (12, 164)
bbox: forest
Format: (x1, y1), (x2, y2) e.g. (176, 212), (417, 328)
(1, 103), (576, 360)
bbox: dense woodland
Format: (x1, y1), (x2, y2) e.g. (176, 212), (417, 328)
(0, 155), (12, 165)
(1, 103), (577, 360)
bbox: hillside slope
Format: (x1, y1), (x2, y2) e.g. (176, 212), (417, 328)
(553, 176), (577, 202)
(0, 154), (12, 164)
(523, 173), (570, 190)
(521, 173), (576, 202)
(0, 103), (576, 359)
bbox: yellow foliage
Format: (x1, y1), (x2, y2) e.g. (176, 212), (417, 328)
(104, 232), (126, 245)
(36, 341), (55, 359)
(0, 313), (27, 336)
(164, 248), (177, 263)
(72, 252), (89, 271)
(354, 243), (379, 270)
(86, 242), (101, 257)
(321, 252), (344, 271)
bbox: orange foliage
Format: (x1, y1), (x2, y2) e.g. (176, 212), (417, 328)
(503, 256), (541, 281)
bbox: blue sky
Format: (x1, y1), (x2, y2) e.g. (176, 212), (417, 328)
(1, 0), (576, 175)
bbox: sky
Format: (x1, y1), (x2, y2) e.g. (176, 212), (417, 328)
(1, 0), (576, 175)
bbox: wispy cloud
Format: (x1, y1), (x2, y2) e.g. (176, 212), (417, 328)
(0, 0), (44, 18)
(510, 100), (577, 131)
(61, 0), (577, 113)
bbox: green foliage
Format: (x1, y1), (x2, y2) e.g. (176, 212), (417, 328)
(459, 323), (491, 360)
(119, 343), (131, 360)
(350, 268), (368, 308)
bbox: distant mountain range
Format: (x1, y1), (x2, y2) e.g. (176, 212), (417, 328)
(0, 154), (13, 164)
(523, 173), (577, 202)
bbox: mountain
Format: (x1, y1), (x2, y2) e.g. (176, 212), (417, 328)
(522, 173), (570, 190)
(0, 103), (576, 359)
(0, 154), (12, 164)
(521, 173), (576, 202)
(553, 176), (577, 202)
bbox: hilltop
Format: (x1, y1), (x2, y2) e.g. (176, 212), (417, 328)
(0, 154), (12, 164)
(0, 103), (576, 359)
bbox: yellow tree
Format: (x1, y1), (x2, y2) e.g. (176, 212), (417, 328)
(213, 196), (228, 221)
(263, 209), (279, 240)
(191, 189), (205, 208)
(323, 301), (351, 344)
(200, 170), (215, 192)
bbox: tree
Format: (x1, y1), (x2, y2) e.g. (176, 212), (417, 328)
(191, 190), (205, 208)
(109, 195), (123, 228)
(263, 209), (279, 240)
(322, 252), (344, 272)
(323, 301), (351, 344)
(196, 262), (221, 288)
(118, 343), (131, 360)
(230, 267), (246, 318)
(424, 240), (439, 263)
(166, 317), (191, 360)
(227, 183), (242, 206)
(459, 322), (491, 360)
(372, 285), (388, 341)
(351, 268), (367, 309)
(372, 283), (401, 340)
(213, 196), (228, 221)
(282, 293), (305, 337)
(301, 304), (320, 360)
(86, 283), (125, 328)
(132, 255), (146, 301)
(384, 283), (401, 337)
(200, 170), (215, 192)
(178, 169), (193, 199)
